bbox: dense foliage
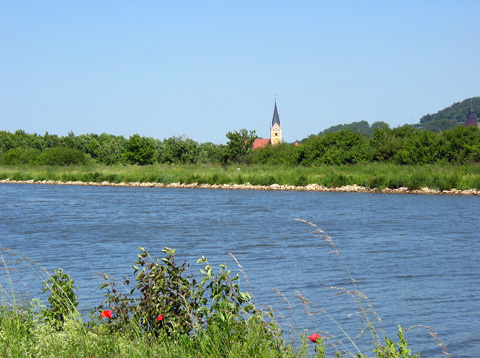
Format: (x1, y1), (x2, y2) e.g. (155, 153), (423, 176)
(1, 125), (480, 167)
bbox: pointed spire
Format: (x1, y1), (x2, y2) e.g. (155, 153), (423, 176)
(271, 100), (280, 127)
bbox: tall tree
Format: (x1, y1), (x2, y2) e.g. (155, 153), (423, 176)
(221, 129), (257, 164)
(123, 134), (156, 165)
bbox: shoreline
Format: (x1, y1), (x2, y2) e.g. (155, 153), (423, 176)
(1, 178), (479, 195)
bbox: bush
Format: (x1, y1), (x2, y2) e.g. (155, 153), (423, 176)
(36, 147), (87, 166)
(41, 269), (79, 330)
(1, 148), (41, 165)
(96, 248), (257, 339)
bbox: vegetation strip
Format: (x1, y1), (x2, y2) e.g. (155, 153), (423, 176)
(2, 179), (479, 196)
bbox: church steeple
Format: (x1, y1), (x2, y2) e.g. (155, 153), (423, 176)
(465, 98), (478, 128)
(271, 101), (280, 127)
(270, 99), (282, 145)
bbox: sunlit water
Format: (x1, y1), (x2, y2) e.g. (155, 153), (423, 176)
(1, 183), (479, 357)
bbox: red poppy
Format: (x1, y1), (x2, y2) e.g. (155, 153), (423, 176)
(308, 333), (321, 343)
(100, 309), (112, 318)
(157, 314), (164, 321)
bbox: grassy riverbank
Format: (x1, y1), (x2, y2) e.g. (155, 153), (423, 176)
(1, 163), (480, 191)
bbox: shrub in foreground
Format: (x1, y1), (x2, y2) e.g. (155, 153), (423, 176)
(95, 247), (263, 340)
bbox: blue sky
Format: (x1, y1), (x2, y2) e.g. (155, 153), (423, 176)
(1, 1), (479, 144)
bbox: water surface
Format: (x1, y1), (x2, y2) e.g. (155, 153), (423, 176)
(1, 183), (479, 357)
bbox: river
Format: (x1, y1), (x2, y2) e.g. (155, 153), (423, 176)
(0, 183), (479, 357)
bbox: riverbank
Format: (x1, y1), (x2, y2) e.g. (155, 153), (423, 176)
(2, 178), (479, 195)
(2, 163), (480, 194)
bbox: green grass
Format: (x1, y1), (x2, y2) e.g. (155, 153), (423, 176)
(1, 163), (480, 191)
(0, 309), (297, 358)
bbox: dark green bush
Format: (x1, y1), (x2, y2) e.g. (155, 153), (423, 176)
(1, 148), (40, 165)
(36, 147), (87, 166)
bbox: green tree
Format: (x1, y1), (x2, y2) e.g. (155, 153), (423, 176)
(86, 138), (100, 159)
(43, 132), (61, 148)
(438, 126), (480, 163)
(369, 126), (419, 162)
(393, 130), (440, 164)
(297, 130), (369, 165)
(197, 142), (222, 164)
(123, 134), (156, 165)
(160, 135), (200, 164)
(97, 137), (126, 165)
(0, 131), (16, 153)
(221, 129), (257, 165)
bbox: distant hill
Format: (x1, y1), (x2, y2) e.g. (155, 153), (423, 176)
(298, 120), (390, 142)
(414, 97), (480, 132)
(318, 120), (390, 137)
(302, 97), (479, 141)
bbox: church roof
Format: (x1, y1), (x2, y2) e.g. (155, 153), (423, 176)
(252, 138), (270, 149)
(271, 102), (280, 127)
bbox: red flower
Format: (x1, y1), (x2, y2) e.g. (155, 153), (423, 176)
(308, 333), (321, 343)
(157, 314), (164, 321)
(100, 309), (112, 318)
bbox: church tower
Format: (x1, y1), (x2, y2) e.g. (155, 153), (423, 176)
(270, 100), (282, 146)
(465, 98), (478, 128)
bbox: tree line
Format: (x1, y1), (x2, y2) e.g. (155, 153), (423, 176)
(1, 125), (480, 166)
(0, 129), (257, 166)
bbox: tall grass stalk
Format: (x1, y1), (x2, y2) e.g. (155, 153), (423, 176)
(289, 219), (452, 358)
(293, 219), (381, 357)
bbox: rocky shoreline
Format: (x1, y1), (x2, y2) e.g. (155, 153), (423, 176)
(1, 178), (479, 195)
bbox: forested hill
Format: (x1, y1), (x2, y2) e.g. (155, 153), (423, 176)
(420, 97), (479, 123)
(316, 97), (479, 136)
(414, 97), (479, 132)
